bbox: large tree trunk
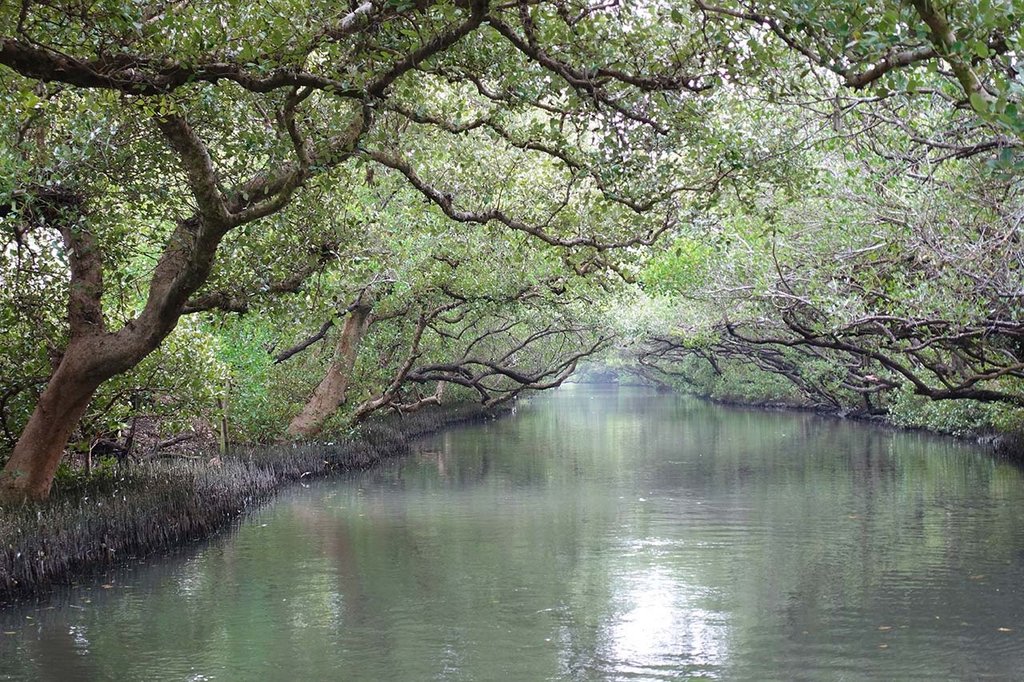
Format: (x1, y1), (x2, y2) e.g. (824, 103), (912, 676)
(0, 130), (299, 502)
(0, 188), (224, 503)
(287, 305), (373, 439)
(0, 338), (121, 503)
(0, 315), (192, 503)
(0, 95), (364, 503)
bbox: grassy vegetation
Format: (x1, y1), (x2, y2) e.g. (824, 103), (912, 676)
(0, 402), (503, 604)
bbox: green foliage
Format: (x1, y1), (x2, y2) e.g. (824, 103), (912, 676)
(709, 364), (801, 405)
(50, 456), (121, 496)
(96, 322), (226, 437)
(888, 388), (1004, 437)
(2, 0), (1023, 476)
(215, 317), (290, 443)
(642, 236), (717, 295)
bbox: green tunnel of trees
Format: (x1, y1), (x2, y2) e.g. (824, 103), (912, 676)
(1, 0), (1023, 501)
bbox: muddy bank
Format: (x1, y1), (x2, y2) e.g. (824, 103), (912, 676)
(0, 402), (506, 605)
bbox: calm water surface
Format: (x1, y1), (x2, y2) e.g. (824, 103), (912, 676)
(3, 386), (1024, 680)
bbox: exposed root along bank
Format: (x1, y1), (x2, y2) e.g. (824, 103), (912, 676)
(0, 402), (506, 604)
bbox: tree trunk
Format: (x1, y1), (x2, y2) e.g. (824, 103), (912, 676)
(0, 342), (110, 503)
(0, 288), (185, 503)
(217, 389), (230, 456)
(287, 305), (373, 439)
(0, 104), (364, 502)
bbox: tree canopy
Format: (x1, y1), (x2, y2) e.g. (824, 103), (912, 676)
(2, 0), (1023, 500)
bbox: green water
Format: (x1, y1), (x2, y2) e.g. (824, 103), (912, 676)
(3, 386), (1024, 680)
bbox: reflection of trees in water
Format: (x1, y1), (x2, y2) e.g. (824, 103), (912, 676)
(409, 442), (491, 486)
(291, 501), (367, 626)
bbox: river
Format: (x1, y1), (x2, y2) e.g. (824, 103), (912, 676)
(3, 386), (1024, 680)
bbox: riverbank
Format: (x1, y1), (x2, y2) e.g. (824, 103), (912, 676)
(0, 402), (505, 605)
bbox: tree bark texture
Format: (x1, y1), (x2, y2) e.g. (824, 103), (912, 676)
(0, 338), (119, 502)
(286, 305), (373, 439)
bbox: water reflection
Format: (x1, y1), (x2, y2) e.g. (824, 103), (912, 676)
(604, 566), (728, 677)
(2, 386), (1024, 680)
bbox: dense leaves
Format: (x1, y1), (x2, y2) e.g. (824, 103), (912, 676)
(1, 1), (1023, 499)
